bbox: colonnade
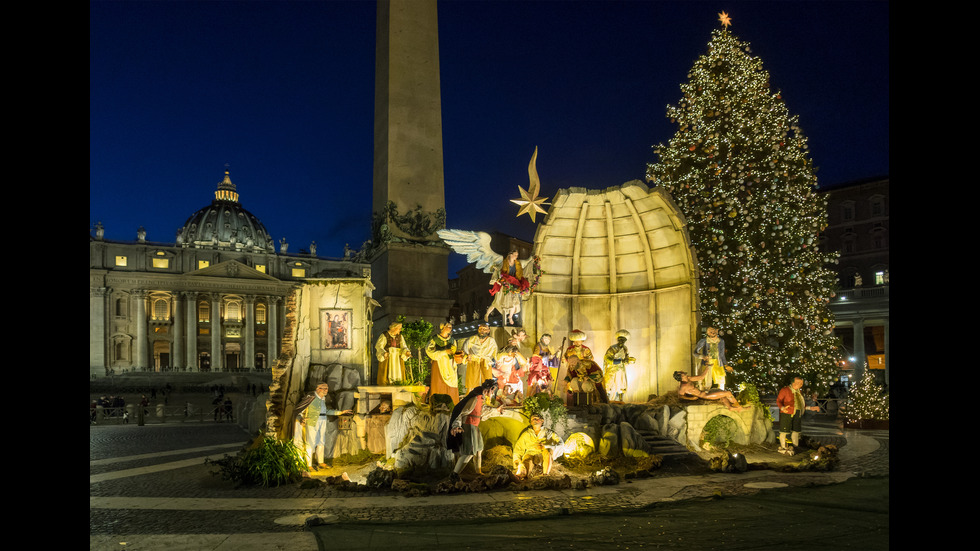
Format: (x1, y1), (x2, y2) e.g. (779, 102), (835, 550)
(845, 318), (889, 385)
(90, 287), (285, 376)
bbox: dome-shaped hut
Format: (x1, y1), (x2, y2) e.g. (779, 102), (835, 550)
(525, 180), (700, 401)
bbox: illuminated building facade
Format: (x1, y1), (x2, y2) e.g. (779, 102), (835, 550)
(89, 171), (370, 378)
(819, 176), (889, 385)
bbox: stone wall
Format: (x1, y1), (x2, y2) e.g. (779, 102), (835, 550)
(267, 278), (375, 440)
(674, 403), (774, 451)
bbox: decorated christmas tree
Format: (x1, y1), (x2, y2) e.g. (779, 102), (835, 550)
(646, 13), (841, 394)
(841, 371), (889, 423)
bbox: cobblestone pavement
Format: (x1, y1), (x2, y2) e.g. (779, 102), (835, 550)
(90, 416), (888, 550)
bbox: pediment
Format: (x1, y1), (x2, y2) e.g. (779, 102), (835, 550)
(187, 260), (280, 281)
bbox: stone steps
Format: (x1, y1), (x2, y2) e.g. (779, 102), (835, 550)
(636, 429), (697, 462)
(564, 410), (697, 462)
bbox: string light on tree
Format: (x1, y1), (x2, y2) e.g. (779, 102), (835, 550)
(841, 371), (889, 424)
(646, 13), (842, 394)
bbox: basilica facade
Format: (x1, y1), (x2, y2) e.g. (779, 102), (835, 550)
(89, 171), (372, 378)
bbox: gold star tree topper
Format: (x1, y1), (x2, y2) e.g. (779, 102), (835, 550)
(511, 146), (550, 222)
(718, 11), (732, 29)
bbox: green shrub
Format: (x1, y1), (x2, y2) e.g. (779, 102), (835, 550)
(700, 415), (739, 448)
(520, 392), (568, 433)
(400, 317), (433, 385)
(206, 436), (307, 487)
(737, 383), (773, 422)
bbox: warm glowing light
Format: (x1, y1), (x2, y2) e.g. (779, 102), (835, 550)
(645, 26), (842, 394)
(718, 11), (732, 28)
(564, 432), (595, 459)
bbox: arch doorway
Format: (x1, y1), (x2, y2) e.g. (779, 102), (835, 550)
(225, 343), (241, 371)
(153, 340), (171, 372)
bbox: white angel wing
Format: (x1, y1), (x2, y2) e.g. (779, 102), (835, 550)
(436, 229), (503, 274)
(520, 257), (536, 273)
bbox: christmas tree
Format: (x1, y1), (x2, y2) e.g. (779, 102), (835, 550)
(841, 371), (889, 423)
(646, 13), (841, 394)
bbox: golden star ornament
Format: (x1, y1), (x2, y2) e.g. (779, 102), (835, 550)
(511, 146), (550, 222)
(512, 186), (549, 222)
(718, 11), (732, 29)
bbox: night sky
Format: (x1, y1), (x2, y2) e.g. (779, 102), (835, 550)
(90, 1), (889, 275)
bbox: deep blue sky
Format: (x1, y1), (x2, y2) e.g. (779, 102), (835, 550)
(90, 1), (889, 275)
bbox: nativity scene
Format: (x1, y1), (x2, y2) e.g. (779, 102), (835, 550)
(255, 148), (776, 496)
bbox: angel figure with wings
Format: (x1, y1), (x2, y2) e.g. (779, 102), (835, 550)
(436, 229), (541, 327)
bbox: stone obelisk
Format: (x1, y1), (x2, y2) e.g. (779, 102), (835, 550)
(370, 0), (453, 358)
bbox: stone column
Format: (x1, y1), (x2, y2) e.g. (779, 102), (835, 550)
(186, 293), (198, 371)
(268, 296), (279, 365)
(371, 0), (454, 336)
(851, 319), (865, 383)
(882, 318), (889, 386)
(173, 292), (184, 370)
(90, 286), (107, 378)
(373, 0), (445, 221)
(134, 290), (148, 371)
(210, 292), (223, 371)
(245, 295), (256, 370)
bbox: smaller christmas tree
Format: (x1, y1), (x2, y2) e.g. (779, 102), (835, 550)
(841, 371), (889, 424)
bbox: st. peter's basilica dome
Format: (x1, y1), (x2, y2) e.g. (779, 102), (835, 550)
(176, 170), (275, 253)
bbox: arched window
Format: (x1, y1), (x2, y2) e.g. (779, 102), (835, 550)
(113, 340), (128, 362)
(256, 303), (267, 324)
(870, 224), (887, 250)
(872, 265), (889, 285)
(198, 301), (210, 323)
(152, 298), (170, 321)
(869, 194), (886, 217)
(224, 297), (242, 322)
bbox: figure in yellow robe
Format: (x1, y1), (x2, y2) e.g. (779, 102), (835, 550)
(603, 329), (636, 402)
(375, 321), (411, 385)
(426, 323), (460, 405)
(460, 323), (497, 394)
(693, 326), (733, 390)
(512, 413), (564, 478)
